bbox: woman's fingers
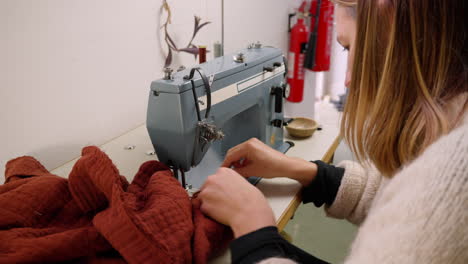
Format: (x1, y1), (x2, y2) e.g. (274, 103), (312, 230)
(222, 144), (249, 167)
(197, 168), (276, 237)
(232, 166), (252, 177)
(199, 196), (212, 214)
(222, 138), (262, 167)
(232, 160), (244, 168)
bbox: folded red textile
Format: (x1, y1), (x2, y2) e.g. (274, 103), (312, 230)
(0, 146), (231, 264)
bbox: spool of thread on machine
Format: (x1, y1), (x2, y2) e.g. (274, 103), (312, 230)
(199, 46), (207, 63)
(213, 42), (223, 58)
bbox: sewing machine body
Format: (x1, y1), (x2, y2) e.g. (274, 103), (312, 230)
(147, 46), (291, 189)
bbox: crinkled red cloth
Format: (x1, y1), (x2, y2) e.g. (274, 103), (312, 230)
(0, 146), (231, 263)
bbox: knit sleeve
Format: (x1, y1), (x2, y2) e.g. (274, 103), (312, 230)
(324, 160), (383, 225)
(342, 123), (468, 263)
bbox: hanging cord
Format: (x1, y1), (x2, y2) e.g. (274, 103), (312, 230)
(187, 67), (212, 120)
(190, 80), (202, 122)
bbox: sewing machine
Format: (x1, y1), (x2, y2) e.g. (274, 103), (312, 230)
(146, 44), (293, 190)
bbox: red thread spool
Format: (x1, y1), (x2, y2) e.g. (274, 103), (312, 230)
(199, 46), (207, 64)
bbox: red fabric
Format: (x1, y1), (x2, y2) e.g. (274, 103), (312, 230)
(0, 146), (231, 264)
(192, 199), (232, 262)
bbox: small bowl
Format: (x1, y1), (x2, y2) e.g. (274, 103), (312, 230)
(285, 117), (319, 138)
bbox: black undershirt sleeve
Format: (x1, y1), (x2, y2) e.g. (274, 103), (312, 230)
(302, 160), (344, 207)
(230, 160), (345, 263)
(230, 226), (330, 264)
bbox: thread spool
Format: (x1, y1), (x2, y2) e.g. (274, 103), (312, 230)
(213, 42), (223, 58)
(199, 46), (207, 63)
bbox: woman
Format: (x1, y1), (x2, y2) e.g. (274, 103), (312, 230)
(198, 0), (468, 263)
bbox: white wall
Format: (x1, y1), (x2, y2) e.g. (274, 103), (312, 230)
(1, 0), (303, 180)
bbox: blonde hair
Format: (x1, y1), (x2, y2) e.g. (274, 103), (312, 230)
(334, 0), (468, 176)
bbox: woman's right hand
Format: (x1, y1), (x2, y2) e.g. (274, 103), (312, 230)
(221, 138), (317, 186)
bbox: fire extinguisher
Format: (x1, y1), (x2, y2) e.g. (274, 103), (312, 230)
(305, 0), (334, 71)
(287, 4), (309, 103)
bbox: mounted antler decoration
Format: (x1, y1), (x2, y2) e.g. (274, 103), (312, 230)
(161, 0), (211, 67)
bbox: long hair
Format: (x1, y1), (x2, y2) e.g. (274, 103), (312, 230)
(334, 0), (468, 176)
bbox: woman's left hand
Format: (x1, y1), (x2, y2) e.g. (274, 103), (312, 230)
(197, 167), (276, 238)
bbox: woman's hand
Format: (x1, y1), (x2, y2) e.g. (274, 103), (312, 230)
(198, 167), (276, 238)
(221, 138), (317, 186)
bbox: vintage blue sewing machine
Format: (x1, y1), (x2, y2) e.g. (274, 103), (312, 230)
(146, 44), (293, 190)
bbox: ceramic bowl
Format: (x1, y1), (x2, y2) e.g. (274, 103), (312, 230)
(285, 117), (319, 138)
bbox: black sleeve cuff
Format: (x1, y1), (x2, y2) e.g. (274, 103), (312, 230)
(302, 160), (344, 207)
(230, 226), (329, 264)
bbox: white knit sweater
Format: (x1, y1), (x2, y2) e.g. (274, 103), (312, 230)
(261, 113), (468, 264)
(326, 114), (468, 263)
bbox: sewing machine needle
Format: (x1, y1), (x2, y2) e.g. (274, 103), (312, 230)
(181, 170), (186, 189)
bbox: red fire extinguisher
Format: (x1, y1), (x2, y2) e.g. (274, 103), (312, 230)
(287, 3), (309, 103)
(305, 0), (334, 71)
